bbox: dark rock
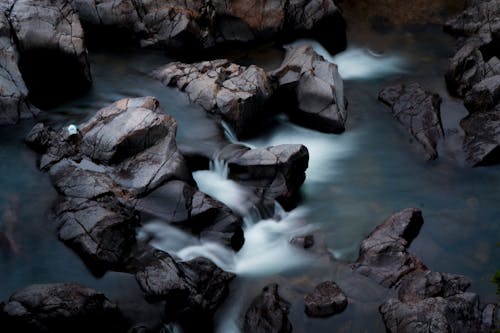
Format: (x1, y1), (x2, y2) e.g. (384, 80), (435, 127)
(304, 281), (347, 317)
(353, 208), (427, 287)
(464, 75), (500, 113)
(54, 196), (139, 275)
(24, 123), (53, 153)
(0, 283), (125, 333)
(0, 9), (38, 125)
(154, 60), (272, 137)
(379, 82), (444, 160)
(135, 180), (244, 250)
(243, 284), (292, 333)
(8, 0), (91, 107)
(290, 235), (314, 249)
(270, 45), (347, 134)
(218, 143), (309, 210)
(444, 0), (500, 40)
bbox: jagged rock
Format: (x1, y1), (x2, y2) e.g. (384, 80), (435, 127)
(154, 60), (272, 137)
(0, 10), (38, 125)
(135, 180), (244, 250)
(379, 82), (444, 160)
(54, 196), (139, 275)
(353, 208), (426, 287)
(444, 0), (500, 40)
(304, 281), (347, 317)
(8, 0), (91, 107)
(218, 143), (309, 210)
(243, 284), (292, 333)
(69, 0), (345, 52)
(0, 283), (125, 333)
(464, 75), (500, 113)
(270, 45), (347, 134)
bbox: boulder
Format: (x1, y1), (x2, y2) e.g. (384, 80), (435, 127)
(352, 208), (426, 287)
(243, 283), (292, 333)
(154, 60), (272, 137)
(444, 0), (500, 40)
(270, 45), (347, 134)
(0, 283), (125, 333)
(135, 180), (244, 250)
(218, 143), (309, 210)
(378, 82), (444, 160)
(0, 10), (38, 125)
(304, 281), (347, 317)
(8, 0), (91, 107)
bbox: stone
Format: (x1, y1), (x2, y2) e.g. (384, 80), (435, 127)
(353, 208), (426, 287)
(270, 45), (347, 134)
(0, 283), (125, 333)
(154, 60), (272, 137)
(290, 235), (314, 249)
(379, 82), (444, 160)
(243, 284), (292, 333)
(304, 281), (348, 317)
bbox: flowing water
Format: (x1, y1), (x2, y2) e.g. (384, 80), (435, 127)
(0, 7), (499, 332)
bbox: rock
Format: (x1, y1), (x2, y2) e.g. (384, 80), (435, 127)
(54, 196), (139, 275)
(243, 284), (292, 333)
(0, 283), (125, 333)
(154, 60), (273, 137)
(8, 0), (91, 107)
(352, 208), (427, 287)
(290, 235), (314, 249)
(378, 82), (444, 160)
(304, 281), (347, 317)
(464, 75), (500, 113)
(69, 0), (345, 52)
(0, 10), (38, 125)
(218, 143), (309, 210)
(135, 180), (244, 250)
(444, 0), (500, 40)
(270, 45), (347, 134)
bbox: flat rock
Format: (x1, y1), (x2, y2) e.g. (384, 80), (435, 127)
(379, 82), (444, 160)
(154, 60), (272, 137)
(352, 208), (426, 287)
(218, 143), (309, 210)
(243, 283), (292, 333)
(304, 281), (347, 317)
(270, 45), (347, 133)
(0, 283), (125, 333)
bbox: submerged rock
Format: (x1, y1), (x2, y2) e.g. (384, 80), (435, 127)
(304, 281), (348, 317)
(7, 0), (91, 107)
(378, 82), (444, 160)
(243, 284), (292, 333)
(270, 45), (347, 134)
(353, 208), (426, 287)
(0, 283), (125, 333)
(154, 60), (272, 137)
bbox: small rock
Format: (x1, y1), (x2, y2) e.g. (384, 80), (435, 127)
(304, 281), (348, 317)
(290, 235), (314, 249)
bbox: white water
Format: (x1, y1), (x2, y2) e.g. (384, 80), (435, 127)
(289, 39), (406, 80)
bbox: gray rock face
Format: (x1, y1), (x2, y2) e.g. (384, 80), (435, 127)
(7, 0), (91, 107)
(218, 143), (309, 210)
(304, 281), (348, 317)
(69, 0), (345, 52)
(353, 208), (426, 287)
(0, 283), (125, 333)
(379, 82), (444, 160)
(154, 59), (273, 137)
(444, 0), (500, 40)
(270, 45), (347, 133)
(0, 10), (38, 125)
(244, 284), (292, 333)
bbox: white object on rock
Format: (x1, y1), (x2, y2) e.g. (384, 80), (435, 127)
(67, 124), (78, 136)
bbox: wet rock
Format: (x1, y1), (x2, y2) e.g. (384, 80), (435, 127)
(290, 234), (314, 249)
(304, 281), (347, 317)
(270, 45), (347, 134)
(243, 283), (292, 333)
(218, 143), (309, 210)
(0, 283), (125, 333)
(54, 196), (139, 275)
(0, 10), (38, 125)
(444, 0), (500, 40)
(135, 180), (244, 250)
(353, 208), (426, 287)
(154, 60), (272, 137)
(379, 82), (444, 160)
(8, 0), (91, 107)
(464, 75), (500, 114)
(69, 0), (345, 52)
